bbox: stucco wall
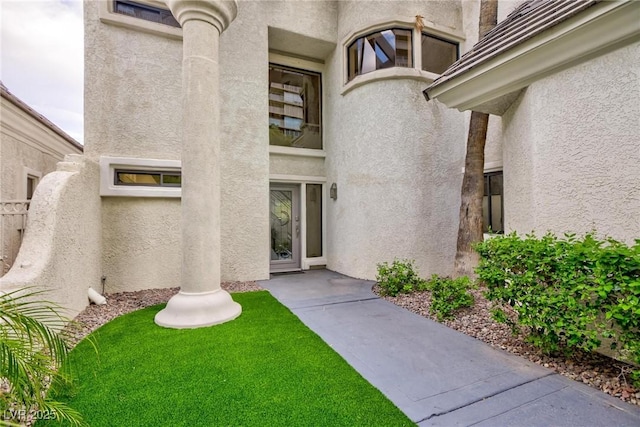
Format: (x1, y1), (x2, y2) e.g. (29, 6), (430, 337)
(269, 154), (325, 177)
(1, 94), (83, 200)
(0, 155), (101, 315)
(83, 2), (182, 161)
(0, 135), (60, 201)
(325, 0), (467, 280)
(502, 42), (640, 242)
(85, 0), (339, 286)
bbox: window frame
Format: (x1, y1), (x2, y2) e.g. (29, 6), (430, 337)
(99, 0), (182, 40)
(347, 28), (414, 82)
(420, 32), (460, 75)
(113, 0), (180, 28)
(341, 19), (464, 95)
(100, 156), (181, 198)
(114, 169), (182, 187)
(268, 60), (323, 151)
(483, 171), (504, 234)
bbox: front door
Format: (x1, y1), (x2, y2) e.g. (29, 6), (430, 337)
(270, 184), (300, 272)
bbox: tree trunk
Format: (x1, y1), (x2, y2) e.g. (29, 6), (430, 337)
(454, 111), (489, 277)
(453, 0), (498, 277)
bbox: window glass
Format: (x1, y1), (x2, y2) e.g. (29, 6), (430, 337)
(115, 170), (181, 187)
(26, 176), (37, 200)
(114, 0), (180, 28)
(269, 65), (322, 149)
(306, 184), (322, 258)
(348, 29), (412, 81)
(483, 172), (503, 233)
(421, 33), (458, 74)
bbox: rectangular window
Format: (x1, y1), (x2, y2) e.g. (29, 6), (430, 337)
(26, 175), (38, 200)
(113, 0), (180, 28)
(268, 64), (322, 150)
(421, 33), (458, 74)
(483, 172), (503, 233)
(306, 184), (323, 258)
(115, 170), (181, 187)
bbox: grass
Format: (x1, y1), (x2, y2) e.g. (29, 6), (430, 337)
(44, 291), (412, 426)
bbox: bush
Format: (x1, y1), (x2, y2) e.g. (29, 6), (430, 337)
(475, 232), (640, 366)
(425, 275), (475, 321)
(0, 288), (85, 426)
(376, 259), (427, 296)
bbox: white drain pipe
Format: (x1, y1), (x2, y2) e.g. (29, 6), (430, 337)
(88, 287), (106, 305)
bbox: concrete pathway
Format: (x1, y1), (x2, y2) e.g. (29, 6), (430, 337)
(260, 269), (640, 426)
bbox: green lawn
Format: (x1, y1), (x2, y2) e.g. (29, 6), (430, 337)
(45, 291), (412, 426)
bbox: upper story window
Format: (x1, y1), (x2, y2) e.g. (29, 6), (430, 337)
(421, 33), (459, 74)
(347, 29), (412, 81)
(268, 65), (322, 150)
(113, 0), (180, 28)
(342, 22), (462, 93)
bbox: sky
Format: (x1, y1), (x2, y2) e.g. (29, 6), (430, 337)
(1, 0), (84, 143)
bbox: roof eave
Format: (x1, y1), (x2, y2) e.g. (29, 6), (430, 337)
(424, 1), (640, 116)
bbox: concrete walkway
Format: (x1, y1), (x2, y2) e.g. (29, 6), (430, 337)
(260, 269), (640, 426)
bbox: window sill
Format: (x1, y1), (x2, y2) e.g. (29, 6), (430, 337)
(100, 156), (181, 198)
(341, 68), (440, 96)
(269, 146), (326, 158)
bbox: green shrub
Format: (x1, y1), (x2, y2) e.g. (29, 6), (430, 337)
(426, 275), (475, 321)
(475, 232), (640, 365)
(376, 259), (427, 296)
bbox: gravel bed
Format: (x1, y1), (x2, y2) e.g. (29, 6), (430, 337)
(373, 285), (640, 406)
(66, 281), (638, 408)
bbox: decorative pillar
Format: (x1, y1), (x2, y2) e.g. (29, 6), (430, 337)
(155, 0), (241, 328)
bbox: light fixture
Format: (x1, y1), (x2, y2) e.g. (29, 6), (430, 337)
(330, 183), (337, 200)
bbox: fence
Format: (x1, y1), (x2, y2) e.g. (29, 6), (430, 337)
(1, 200), (30, 276)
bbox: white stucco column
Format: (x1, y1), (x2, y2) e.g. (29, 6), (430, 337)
(155, 0), (241, 328)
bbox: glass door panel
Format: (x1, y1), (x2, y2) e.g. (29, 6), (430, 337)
(270, 185), (300, 271)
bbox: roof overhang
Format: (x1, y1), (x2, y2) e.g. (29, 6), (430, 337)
(424, 1), (640, 115)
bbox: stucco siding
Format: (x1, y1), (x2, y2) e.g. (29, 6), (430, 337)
(220, 0), (271, 281)
(325, 78), (465, 279)
(0, 134), (60, 200)
(101, 197), (180, 292)
(502, 42), (640, 242)
(322, 0), (466, 280)
(83, 1), (182, 161)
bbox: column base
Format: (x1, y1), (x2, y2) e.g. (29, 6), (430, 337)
(154, 289), (241, 329)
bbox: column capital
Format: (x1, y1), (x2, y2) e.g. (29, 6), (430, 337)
(166, 0), (237, 33)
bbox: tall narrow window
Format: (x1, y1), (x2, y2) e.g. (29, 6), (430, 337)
(483, 172), (503, 233)
(26, 175), (38, 200)
(347, 29), (413, 81)
(268, 65), (322, 149)
(421, 33), (458, 74)
(306, 184), (323, 258)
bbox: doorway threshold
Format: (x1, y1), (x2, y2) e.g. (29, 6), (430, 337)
(270, 270), (304, 277)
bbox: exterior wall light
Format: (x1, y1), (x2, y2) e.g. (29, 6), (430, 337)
(330, 183), (337, 200)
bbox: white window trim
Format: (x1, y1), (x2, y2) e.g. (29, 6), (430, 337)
(269, 146), (326, 158)
(460, 161), (504, 174)
(341, 18), (464, 95)
(269, 177), (327, 269)
(100, 156), (181, 198)
(20, 167), (42, 200)
(99, 0), (182, 40)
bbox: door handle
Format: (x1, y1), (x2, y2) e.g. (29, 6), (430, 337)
(296, 225), (300, 237)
